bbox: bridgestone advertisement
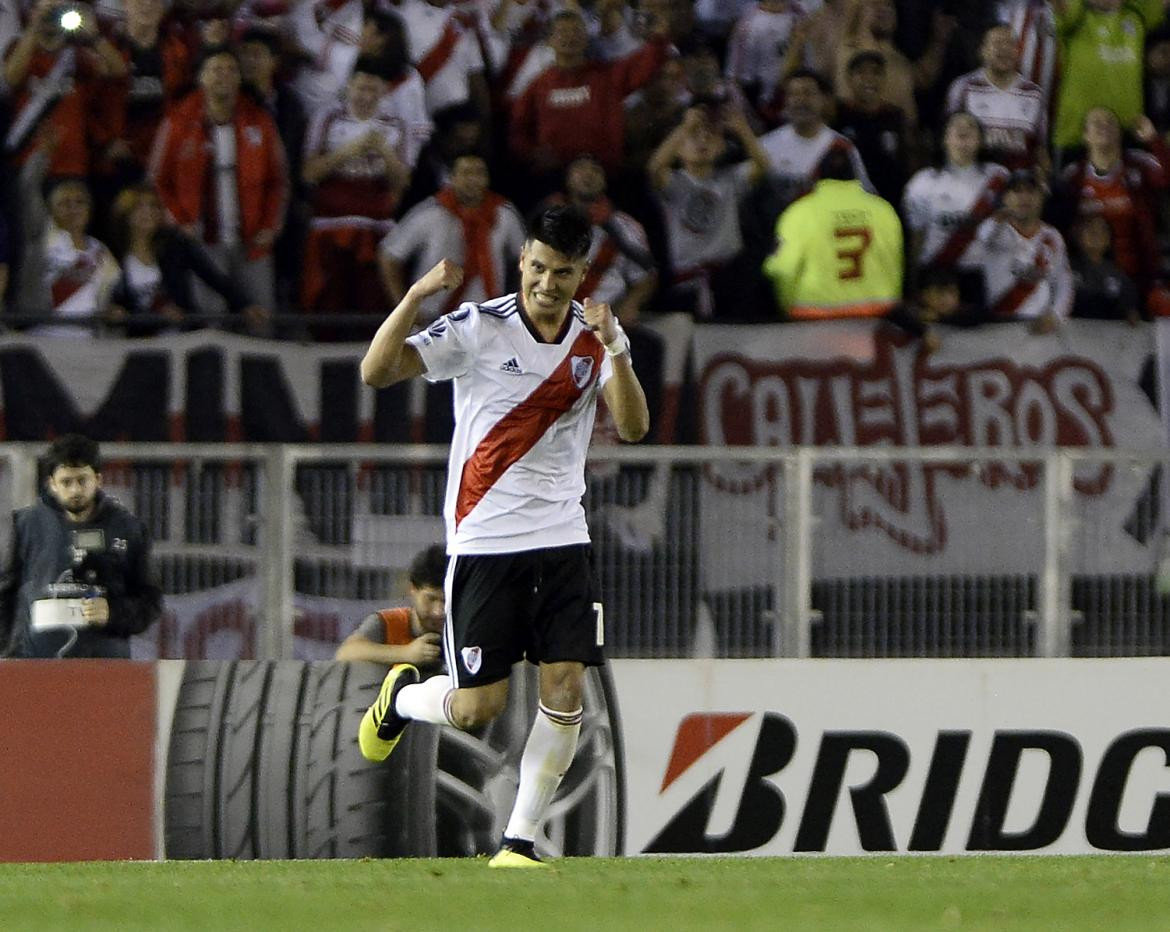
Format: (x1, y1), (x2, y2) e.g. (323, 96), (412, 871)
(2, 659), (1166, 861)
(611, 658), (1170, 857)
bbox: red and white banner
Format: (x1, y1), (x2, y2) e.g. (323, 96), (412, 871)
(612, 658), (1170, 856)
(695, 320), (1164, 582)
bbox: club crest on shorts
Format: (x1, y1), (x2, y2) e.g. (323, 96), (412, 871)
(461, 646), (482, 675)
(571, 355), (595, 389)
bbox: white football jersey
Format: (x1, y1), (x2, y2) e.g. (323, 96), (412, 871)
(960, 218), (1072, 320)
(902, 163), (1010, 268)
(407, 294), (614, 555)
(758, 124), (873, 205)
(725, 4), (807, 102)
(944, 69), (1046, 167)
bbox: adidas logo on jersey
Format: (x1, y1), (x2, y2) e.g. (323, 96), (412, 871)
(499, 357), (523, 375)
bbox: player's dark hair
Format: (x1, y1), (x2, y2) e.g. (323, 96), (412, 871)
(409, 544), (448, 590)
(43, 434), (101, 476)
(526, 205), (592, 260)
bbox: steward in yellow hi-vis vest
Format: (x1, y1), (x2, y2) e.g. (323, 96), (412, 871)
(763, 155), (904, 319)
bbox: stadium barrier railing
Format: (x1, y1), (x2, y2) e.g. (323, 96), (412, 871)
(3, 443), (1169, 661)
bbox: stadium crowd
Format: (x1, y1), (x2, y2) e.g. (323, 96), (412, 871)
(0, 0), (1169, 340)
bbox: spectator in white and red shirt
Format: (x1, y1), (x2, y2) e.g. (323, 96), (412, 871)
(945, 23), (1048, 172)
(301, 56), (411, 330)
(959, 168), (1073, 330)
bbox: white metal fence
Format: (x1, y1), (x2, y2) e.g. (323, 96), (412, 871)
(4, 442), (1170, 660)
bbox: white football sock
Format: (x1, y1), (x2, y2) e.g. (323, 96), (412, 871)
(393, 673), (455, 726)
(504, 703), (583, 842)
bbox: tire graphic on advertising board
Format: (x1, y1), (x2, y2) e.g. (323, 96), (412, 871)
(164, 661), (624, 858)
(434, 663), (625, 858)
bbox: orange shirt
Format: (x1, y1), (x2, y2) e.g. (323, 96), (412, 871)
(377, 606), (414, 646)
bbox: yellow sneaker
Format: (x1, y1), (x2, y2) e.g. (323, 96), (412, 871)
(358, 664), (419, 762)
(487, 837), (547, 868)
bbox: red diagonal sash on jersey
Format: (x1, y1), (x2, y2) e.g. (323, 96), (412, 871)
(991, 243), (1051, 318)
(455, 329), (603, 527)
(417, 19), (462, 83)
(934, 173), (1008, 268)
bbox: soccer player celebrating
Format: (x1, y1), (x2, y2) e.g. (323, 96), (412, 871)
(356, 205), (650, 868)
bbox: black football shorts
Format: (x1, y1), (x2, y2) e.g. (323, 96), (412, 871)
(443, 544), (606, 688)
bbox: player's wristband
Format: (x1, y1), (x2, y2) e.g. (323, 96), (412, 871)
(603, 325), (631, 358)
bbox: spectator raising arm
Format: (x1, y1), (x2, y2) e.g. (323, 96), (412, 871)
(648, 108), (706, 191)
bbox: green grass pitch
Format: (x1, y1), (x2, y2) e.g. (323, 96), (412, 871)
(0, 856), (1167, 931)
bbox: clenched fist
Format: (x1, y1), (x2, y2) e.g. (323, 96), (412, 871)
(583, 297), (619, 346)
(412, 259), (464, 300)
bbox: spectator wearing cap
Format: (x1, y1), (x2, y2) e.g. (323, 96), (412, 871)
(958, 168), (1072, 330)
(1051, 106), (1170, 309)
(834, 49), (909, 205)
(763, 147), (903, 320)
(150, 44), (289, 319)
(944, 23), (1048, 172)
(543, 154), (657, 326)
(509, 8), (671, 196)
(301, 57), (412, 337)
(1051, 0), (1168, 155)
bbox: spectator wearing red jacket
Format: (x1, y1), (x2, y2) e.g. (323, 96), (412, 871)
(508, 8), (671, 203)
(1052, 107), (1170, 309)
(149, 45), (289, 317)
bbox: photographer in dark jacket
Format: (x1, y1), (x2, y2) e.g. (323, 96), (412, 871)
(0, 435), (163, 658)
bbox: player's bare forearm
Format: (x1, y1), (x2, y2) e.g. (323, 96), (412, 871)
(602, 356), (650, 442)
(584, 297), (649, 441)
(361, 259), (463, 388)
